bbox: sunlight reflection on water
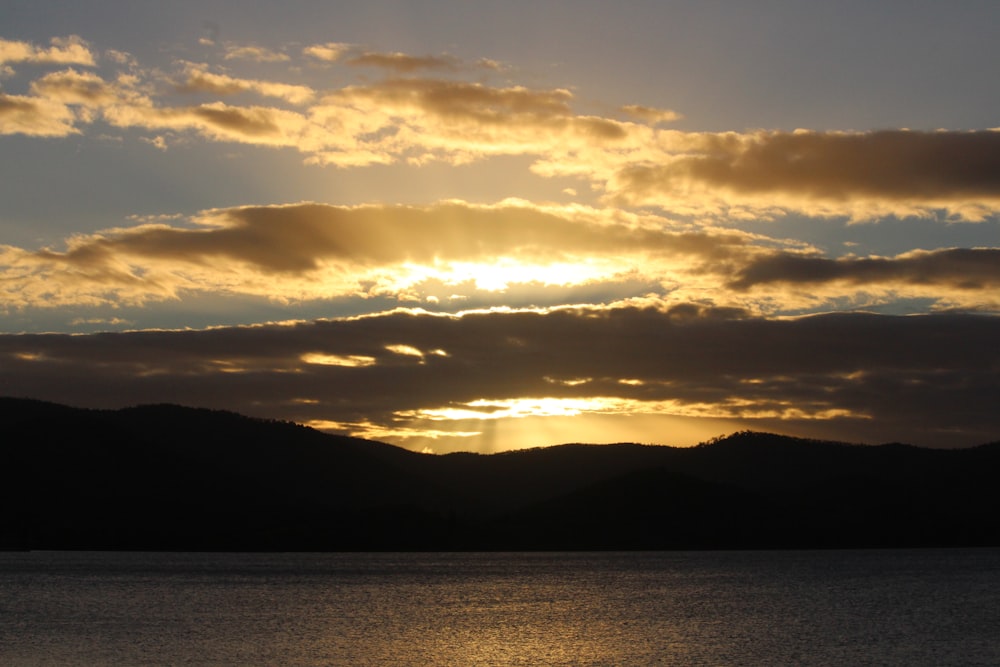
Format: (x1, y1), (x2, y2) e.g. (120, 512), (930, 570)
(1, 549), (999, 665)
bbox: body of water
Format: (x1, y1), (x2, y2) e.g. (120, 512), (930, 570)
(2, 549), (999, 665)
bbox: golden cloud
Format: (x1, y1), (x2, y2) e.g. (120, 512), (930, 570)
(222, 44), (290, 63)
(5, 37), (1000, 225)
(304, 77), (637, 167)
(29, 68), (120, 106)
(0, 200), (768, 309)
(302, 42), (351, 62)
(8, 48), (642, 167)
(3, 197), (997, 313)
(0, 92), (77, 136)
(176, 63), (315, 105)
(0, 35), (95, 67)
(103, 100), (309, 146)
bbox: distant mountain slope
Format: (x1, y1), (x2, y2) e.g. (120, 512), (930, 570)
(1, 398), (997, 550)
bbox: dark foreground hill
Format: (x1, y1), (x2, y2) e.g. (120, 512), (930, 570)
(2, 398), (998, 551)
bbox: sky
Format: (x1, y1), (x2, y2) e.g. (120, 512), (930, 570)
(2, 0), (999, 452)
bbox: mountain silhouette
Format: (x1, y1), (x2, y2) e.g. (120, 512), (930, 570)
(2, 398), (998, 551)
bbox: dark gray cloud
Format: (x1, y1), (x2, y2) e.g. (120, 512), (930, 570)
(621, 130), (1000, 199)
(3, 305), (998, 448)
(611, 130), (1000, 220)
(730, 248), (1000, 290)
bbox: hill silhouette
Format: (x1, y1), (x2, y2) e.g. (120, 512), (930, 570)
(2, 398), (998, 551)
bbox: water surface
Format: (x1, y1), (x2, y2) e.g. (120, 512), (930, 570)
(2, 549), (998, 665)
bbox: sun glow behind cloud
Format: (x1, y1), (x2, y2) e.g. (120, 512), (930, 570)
(404, 397), (607, 421)
(4, 199), (792, 312)
(6, 196), (995, 318)
(399, 394), (866, 427)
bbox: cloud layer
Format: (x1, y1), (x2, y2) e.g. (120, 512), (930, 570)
(609, 130), (1000, 222)
(5, 36), (1000, 221)
(3, 306), (997, 450)
(5, 199), (996, 316)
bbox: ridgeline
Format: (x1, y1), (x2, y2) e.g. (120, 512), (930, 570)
(2, 398), (998, 551)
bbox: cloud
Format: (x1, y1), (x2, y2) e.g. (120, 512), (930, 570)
(0, 35), (96, 67)
(724, 247), (1000, 311)
(620, 104), (682, 125)
(103, 99), (308, 146)
(176, 62), (315, 104)
(0, 92), (78, 136)
(98, 74), (615, 164)
(608, 130), (1000, 222)
(222, 44), (290, 63)
(305, 77), (633, 167)
(0, 65), (147, 136)
(5, 198), (997, 314)
(5, 47), (638, 168)
(2, 306), (997, 448)
(346, 51), (460, 73)
(0, 201), (766, 308)
(304, 44), (493, 74)
(474, 58), (505, 71)
(104, 49), (135, 66)
(5, 36), (1000, 226)
(731, 248), (1000, 290)
(29, 68), (120, 106)
(140, 134), (168, 150)
(302, 42), (351, 62)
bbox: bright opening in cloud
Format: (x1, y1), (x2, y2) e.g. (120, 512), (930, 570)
(301, 352), (377, 367)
